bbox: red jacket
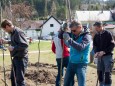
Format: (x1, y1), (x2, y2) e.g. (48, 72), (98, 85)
(52, 37), (70, 58)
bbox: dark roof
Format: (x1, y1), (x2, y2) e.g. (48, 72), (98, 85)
(21, 20), (42, 30)
(40, 16), (62, 27)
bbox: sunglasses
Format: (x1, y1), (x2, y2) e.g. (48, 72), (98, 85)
(71, 30), (76, 32)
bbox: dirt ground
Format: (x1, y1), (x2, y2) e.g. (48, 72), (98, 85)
(0, 62), (115, 86)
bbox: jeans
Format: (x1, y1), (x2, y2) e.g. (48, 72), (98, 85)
(56, 57), (74, 86)
(64, 62), (87, 86)
(11, 57), (28, 86)
(97, 55), (114, 86)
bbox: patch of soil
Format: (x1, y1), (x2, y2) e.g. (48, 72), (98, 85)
(25, 69), (56, 84)
(1, 62), (58, 85)
(25, 62), (57, 84)
(1, 62), (115, 86)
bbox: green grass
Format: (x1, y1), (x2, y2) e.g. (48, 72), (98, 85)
(0, 52), (55, 67)
(0, 56), (11, 66)
(0, 41), (52, 55)
(0, 40), (55, 66)
(29, 40), (52, 51)
(29, 52), (55, 64)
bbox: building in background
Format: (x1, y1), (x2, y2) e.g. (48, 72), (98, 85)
(21, 16), (62, 40)
(75, 10), (114, 31)
(21, 20), (42, 39)
(75, 11), (113, 23)
(40, 16), (62, 37)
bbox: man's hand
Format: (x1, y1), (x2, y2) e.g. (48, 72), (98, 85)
(98, 51), (105, 57)
(94, 52), (99, 58)
(94, 51), (105, 58)
(0, 38), (8, 44)
(111, 40), (115, 44)
(8, 46), (14, 51)
(94, 52), (100, 64)
(63, 32), (70, 41)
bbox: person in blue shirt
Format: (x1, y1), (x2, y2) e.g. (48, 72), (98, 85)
(63, 21), (91, 86)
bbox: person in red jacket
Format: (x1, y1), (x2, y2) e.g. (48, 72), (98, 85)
(52, 26), (74, 86)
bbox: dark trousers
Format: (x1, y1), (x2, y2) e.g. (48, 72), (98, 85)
(97, 55), (114, 86)
(56, 57), (74, 86)
(11, 57), (28, 86)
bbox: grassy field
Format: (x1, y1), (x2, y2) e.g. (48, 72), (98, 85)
(29, 40), (52, 51)
(0, 40), (55, 66)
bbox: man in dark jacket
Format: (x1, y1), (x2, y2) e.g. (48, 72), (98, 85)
(0, 20), (28, 86)
(93, 22), (115, 86)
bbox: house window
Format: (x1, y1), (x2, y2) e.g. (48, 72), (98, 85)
(50, 24), (54, 27)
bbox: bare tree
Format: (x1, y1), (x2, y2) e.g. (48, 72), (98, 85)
(2, 2), (37, 27)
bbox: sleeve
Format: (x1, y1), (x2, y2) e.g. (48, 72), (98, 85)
(51, 41), (56, 53)
(103, 32), (115, 54)
(68, 34), (91, 51)
(63, 40), (70, 48)
(13, 32), (28, 51)
(93, 35), (98, 53)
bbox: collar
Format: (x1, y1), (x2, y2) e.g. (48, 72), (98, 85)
(72, 29), (85, 40)
(74, 28), (84, 36)
(10, 27), (16, 35)
(97, 29), (105, 35)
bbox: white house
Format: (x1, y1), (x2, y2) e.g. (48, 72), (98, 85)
(21, 20), (43, 39)
(40, 16), (62, 37)
(21, 16), (62, 39)
(104, 24), (115, 37)
(75, 11), (113, 22)
(74, 10), (115, 30)
(74, 10), (115, 38)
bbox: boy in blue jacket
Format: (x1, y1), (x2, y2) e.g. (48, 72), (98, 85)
(63, 21), (91, 86)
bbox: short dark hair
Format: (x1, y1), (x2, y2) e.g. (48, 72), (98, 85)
(93, 21), (103, 27)
(63, 23), (68, 30)
(1, 20), (12, 28)
(69, 21), (82, 28)
(58, 30), (64, 39)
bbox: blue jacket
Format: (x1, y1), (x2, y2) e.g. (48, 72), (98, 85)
(66, 30), (91, 64)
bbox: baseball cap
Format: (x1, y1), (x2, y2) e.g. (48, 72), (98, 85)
(93, 21), (103, 26)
